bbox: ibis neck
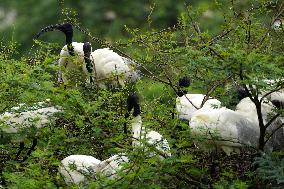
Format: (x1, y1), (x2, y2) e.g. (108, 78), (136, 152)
(85, 55), (93, 83)
(66, 35), (74, 56)
(131, 115), (143, 141)
(84, 56), (93, 74)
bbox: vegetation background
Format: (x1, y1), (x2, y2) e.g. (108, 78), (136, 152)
(0, 0), (284, 188)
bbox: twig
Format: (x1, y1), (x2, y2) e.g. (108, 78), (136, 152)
(264, 113), (280, 129)
(264, 123), (284, 145)
(260, 86), (284, 102)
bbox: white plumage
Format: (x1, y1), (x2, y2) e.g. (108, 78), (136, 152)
(235, 97), (284, 150)
(189, 96), (284, 155)
(36, 23), (94, 85)
(127, 94), (171, 158)
(0, 99), (62, 133)
(131, 115), (171, 158)
(189, 107), (259, 155)
(0, 99), (62, 159)
(36, 23), (138, 88)
(269, 91), (284, 104)
(262, 79), (284, 107)
(176, 94), (221, 121)
(91, 48), (138, 89)
(238, 79), (284, 107)
(59, 153), (129, 185)
(59, 155), (101, 184)
(96, 153), (129, 180)
(58, 42), (92, 84)
(235, 97), (275, 125)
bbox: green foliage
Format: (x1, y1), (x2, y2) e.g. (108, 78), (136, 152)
(1, 0), (284, 188)
(213, 178), (249, 189)
(3, 161), (58, 189)
(254, 153), (284, 187)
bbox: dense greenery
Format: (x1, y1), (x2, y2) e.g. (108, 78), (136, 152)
(1, 0), (284, 188)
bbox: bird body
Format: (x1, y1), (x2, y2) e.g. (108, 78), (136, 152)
(0, 100), (61, 133)
(97, 153), (129, 179)
(176, 94), (221, 121)
(269, 91), (284, 105)
(91, 48), (137, 89)
(190, 96), (284, 154)
(36, 23), (138, 88)
(189, 107), (259, 155)
(59, 153), (129, 184)
(131, 115), (171, 157)
(235, 97), (275, 125)
(59, 155), (101, 184)
(236, 79), (284, 107)
(58, 42), (93, 84)
(235, 97), (284, 151)
(0, 100), (62, 159)
(127, 94), (171, 158)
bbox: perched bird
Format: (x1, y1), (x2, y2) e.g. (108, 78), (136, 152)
(189, 95), (284, 155)
(126, 93), (171, 158)
(0, 99), (62, 159)
(236, 79), (284, 108)
(235, 96), (284, 151)
(59, 155), (101, 185)
(59, 153), (129, 185)
(59, 94), (171, 185)
(36, 23), (94, 85)
(235, 97), (275, 125)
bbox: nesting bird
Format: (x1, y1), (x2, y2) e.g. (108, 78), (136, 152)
(59, 153), (129, 185)
(90, 48), (138, 89)
(236, 79), (284, 108)
(235, 97), (275, 125)
(96, 153), (129, 179)
(235, 96), (284, 151)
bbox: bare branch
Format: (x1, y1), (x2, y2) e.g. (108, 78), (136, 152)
(200, 74), (234, 107)
(264, 113), (280, 129)
(260, 86), (284, 102)
(264, 123), (284, 145)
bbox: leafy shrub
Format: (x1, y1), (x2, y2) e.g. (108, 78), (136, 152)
(1, 0), (284, 188)
(254, 153), (284, 187)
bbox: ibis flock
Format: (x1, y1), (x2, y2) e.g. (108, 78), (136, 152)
(1, 23), (284, 185)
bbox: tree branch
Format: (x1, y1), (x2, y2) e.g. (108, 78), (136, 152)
(264, 123), (284, 145)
